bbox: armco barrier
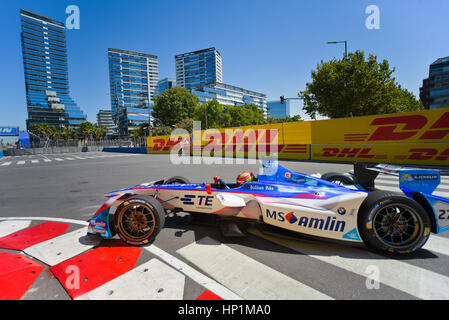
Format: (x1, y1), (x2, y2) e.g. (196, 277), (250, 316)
(103, 147), (147, 154)
(146, 108), (449, 166)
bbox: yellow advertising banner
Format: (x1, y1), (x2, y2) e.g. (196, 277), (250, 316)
(311, 143), (449, 166)
(146, 108), (449, 166)
(311, 108), (449, 144)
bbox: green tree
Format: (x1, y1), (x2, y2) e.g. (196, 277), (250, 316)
(31, 123), (52, 137)
(228, 104), (267, 127)
(152, 87), (199, 127)
(174, 118), (195, 133)
(79, 121), (96, 140)
(299, 50), (424, 119)
(267, 115), (302, 123)
(193, 99), (232, 129)
(61, 127), (78, 140)
(93, 125), (107, 140)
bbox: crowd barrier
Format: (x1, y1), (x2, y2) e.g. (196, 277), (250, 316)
(103, 147), (147, 154)
(146, 108), (449, 166)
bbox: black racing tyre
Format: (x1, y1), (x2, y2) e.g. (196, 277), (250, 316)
(357, 191), (432, 255)
(321, 172), (355, 186)
(164, 176), (190, 184)
(113, 195), (165, 246)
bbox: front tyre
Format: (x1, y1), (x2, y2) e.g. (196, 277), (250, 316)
(358, 191), (431, 254)
(114, 195), (165, 246)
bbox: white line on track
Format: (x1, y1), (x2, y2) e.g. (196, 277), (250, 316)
(144, 243), (243, 300)
(249, 228), (449, 300)
(176, 236), (332, 300)
(0, 216), (89, 226)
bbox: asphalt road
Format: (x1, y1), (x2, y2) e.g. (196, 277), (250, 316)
(1, 151), (449, 301)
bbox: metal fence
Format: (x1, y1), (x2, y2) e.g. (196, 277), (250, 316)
(27, 137), (147, 149)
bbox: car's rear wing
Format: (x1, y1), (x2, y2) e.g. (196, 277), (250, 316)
(352, 163), (441, 195)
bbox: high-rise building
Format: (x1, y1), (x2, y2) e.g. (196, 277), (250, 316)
(420, 56), (449, 109)
(108, 48), (158, 137)
(175, 47), (222, 89)
(267, 99), (301, 119)
(155, 78), (175, 97)
(191, 81), (267, 117)
(20, 9), (87, 130)
(96, 109), (117, 137)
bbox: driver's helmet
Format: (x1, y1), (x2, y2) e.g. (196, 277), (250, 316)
(236, 171), (254, 185)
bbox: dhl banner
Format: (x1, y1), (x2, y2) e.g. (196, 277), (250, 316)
(311, 143), (449, 166)
(147, 128), (309, 160)
(147, 108), (449, 166)
(311, 109), (449, 144)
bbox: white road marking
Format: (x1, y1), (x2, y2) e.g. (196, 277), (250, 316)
(76, 258), (185, 300)
(31, 160), (39, 164)
(423, 235), (449, 257)
(144, 244), (242, 300)
(1, 162), (11, 166)
(17, 161), (25, 165)
(0, 220), (32, 238)
(176, 236), (332, 300)
(0, 216), (89, 226)
(24, 227), (101, 266)
(54, 158), (63, 161)
(249, 228), (449, 300)
(64, 157), (75, 160)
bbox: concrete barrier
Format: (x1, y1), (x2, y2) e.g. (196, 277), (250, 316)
(103, 147), (147, 154)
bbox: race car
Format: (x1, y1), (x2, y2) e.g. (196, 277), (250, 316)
(87, 160), (449, 255)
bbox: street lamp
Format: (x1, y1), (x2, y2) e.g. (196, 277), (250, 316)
(327, 40), (347, 58)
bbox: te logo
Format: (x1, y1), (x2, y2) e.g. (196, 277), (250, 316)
(180, 195), (214, 206)
(65, 5), (80, 30)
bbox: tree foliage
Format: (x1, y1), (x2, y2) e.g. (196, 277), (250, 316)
(299, 50), (424, 119)
(152, 87), (199, 127)
(30, 121), (106, 141)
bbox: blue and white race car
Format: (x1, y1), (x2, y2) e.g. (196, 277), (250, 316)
(87, 160), (449, 255)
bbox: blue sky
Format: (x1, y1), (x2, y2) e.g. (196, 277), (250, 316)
(1, 0), (448, 128)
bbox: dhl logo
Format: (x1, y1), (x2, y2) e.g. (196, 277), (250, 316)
(344, 112), (449, 142)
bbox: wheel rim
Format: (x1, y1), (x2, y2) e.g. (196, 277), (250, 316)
(119, 203), (156, 242)
(372, 203), (422, 248)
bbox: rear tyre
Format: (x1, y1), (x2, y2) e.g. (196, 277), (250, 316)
(114, 195), (165, 246)
(164, 176), (190, 184)
(321, 172), (355, 186)
(358, 191), (431, 254)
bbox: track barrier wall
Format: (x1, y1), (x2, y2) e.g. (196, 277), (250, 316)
(146, 108), (449, 166)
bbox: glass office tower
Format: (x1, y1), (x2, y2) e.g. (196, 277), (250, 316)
(420, 56), (449, 109)
(191, 81), (268, 117)
(20, 9), (87, 130)
(175, 47), (222, 89)
(108, 48), (158, 137)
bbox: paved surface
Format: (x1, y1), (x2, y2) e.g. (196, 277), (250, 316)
(1, 152), (449, 301)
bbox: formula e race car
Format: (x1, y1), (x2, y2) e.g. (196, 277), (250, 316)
(87, 160), (449, 255)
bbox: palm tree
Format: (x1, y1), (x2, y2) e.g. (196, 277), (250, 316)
(93, 125), (107, 140)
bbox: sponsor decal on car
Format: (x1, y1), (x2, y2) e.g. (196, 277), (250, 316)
(265, 209), (346, 232)
(180, 194), (214, 207)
